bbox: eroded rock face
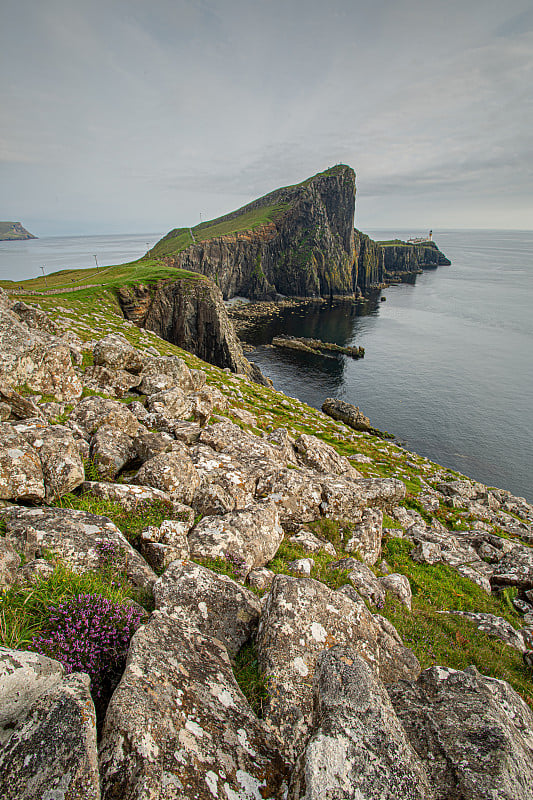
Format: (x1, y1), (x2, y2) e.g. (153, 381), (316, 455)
(388, 665), (533, 800)
(0, 423), (45, 502)
(1, 506), (156, 590)
(188, 502), (283, 578)
(99, 612), (289, 800)
(154, 560), (262, 658)
(0, 649), (99, 800)
(288, 648), (432, 800)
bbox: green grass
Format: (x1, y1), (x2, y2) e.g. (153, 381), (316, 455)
(233, 641), (270, 717)
(0, 561), (146, 650)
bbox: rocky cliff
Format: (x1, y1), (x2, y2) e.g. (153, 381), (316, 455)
(0, 285), (532, 799)
(152, 165), (357, 299)
(117, 274), (267, 383)
(0, 221), (37, 240)
(354, 233), (451, 293)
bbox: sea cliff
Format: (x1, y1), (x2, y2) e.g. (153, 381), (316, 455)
(0, 221), (37, 241)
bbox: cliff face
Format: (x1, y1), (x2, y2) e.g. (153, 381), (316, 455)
(0, 221), (37, 240)
(117, 275), (264, 381)
(354, 233), (451, 293)
(153, 166), (357, 300)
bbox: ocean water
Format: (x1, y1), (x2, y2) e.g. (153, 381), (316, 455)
(241, 229), (533, 502)
(0, 228), (531, 501)
(0, 233), (163, 283)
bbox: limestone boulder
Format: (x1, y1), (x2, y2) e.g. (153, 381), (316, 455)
(256, 467), (324, 525)
(0, 423), (45, 502)
(99, 612), (289, 800)
(294, 432), (362, 479)
(139, 516), (193, 572)
(1, 506), (156, 590)
(389, 665), (533, 800)
(90, 425), (136, 480)
(154, 560), (262, 657)
(345, 507), (383, 564)
(188, 502), (284, 578)
(146, 386), (192, 419)
(380, 573), (413, 610)
(289, 528), (336, 556)
(11, 301), (59, 335)
(199, 419), (286, 466)
(134, 445), (200, 505)
(83, 365), (141, 398)
(330, 558), (386, 606)
(93, 332), (144, 373)
(0, 540), (21, 588)
(138, 355), (195, 394)
(18, 422), (85, 502)
(320, 476), (406, 520)
(0, 649), (99, 800)
(288, 648), (432, 800)
(0, 382), (43, 420)
(0, 310), (82, 401)
(68, 396), (143, 440)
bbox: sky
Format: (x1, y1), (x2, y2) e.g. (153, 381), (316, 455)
(1, 0), (532, 236)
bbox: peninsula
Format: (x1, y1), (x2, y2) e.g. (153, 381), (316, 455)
(0, 221), (37, 240)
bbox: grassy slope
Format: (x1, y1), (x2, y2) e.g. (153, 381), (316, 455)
(0, 222), (35, 240)
(1, 280), (529, 709)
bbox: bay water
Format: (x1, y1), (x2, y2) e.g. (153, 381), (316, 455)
(0, 228), (531, 501)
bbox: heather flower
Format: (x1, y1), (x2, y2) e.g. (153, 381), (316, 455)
(96, 539), (120, 566)
(32, 593), (143, 700)
(224, 550), (248, 578)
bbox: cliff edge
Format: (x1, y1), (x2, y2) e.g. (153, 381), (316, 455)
(0, 221), (37, 240)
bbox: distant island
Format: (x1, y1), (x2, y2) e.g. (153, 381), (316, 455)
(0, 221), (37, 240)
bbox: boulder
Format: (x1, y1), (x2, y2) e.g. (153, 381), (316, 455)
(189, 386), (229, 424)
(0, 423), (45, 502)
(345, 507), (383, 564)
(90, 425), (136, 480)
(321, 397), (371, 430)
(19, 422), (84, 502)
(389, 665), (533, 800)
(0, 310), (82, 401)
(99, 612), (289, 800)
(69, 396), (143, 439)
(288, 557), (315, 576)
(288, 648), (432, 800)
(294, 432), (362, 479)
(0, 648), (99, 800)
(188, 502), (284, 578)
(247, 567), (276, 592)
(288, 528), (337, 556)
(139, 516), (193, 572)
(11, 301), (59, 334)
(380, 573), (413, 610)
(132, 429), (174, 462)
(320, 476), (406, 520)
(93, 333), (144, 373)
(329, 558), (386, 606)
(134, 446), (200, 505)
(0, 382), (43, 420)
(80, 480), (178, 512)
(146, 386), (192, 419)
(199, 419), (285, 466)
(256, 467), (324, 525)
(371, 613), (421, 685)
(439, 611), (526, 652)
(190, 444), (257, 512)
(0, 540), (21, 588)
(83, 365), (141, 398)
(1, 506), (156, 590)
(154, 560), (262, 658)
(491, 548), (533, 591)
(138, 355), (195, 395)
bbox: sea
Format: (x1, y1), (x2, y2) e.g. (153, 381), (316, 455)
(0, 229), (531, 501)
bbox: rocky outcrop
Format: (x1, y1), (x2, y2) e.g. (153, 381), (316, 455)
(118, 274), (267, 382)
(0, 222), (37, 240)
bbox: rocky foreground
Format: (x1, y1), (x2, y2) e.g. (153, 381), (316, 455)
(0, 286), (533, 799)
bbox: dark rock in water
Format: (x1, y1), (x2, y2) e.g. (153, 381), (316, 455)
(322, 397), (371, 431)
(272, 335), (364, 359)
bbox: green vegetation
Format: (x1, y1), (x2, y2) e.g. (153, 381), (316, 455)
(0, 221), (36, 240)
(234, 641), (270, 717)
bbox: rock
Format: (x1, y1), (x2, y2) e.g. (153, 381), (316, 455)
(322, 397), (371, 431)
(134, 445), (200, 505)
(0, 648), (99, 800)
(1, 506), (156, 590)
(371, 613), (421, 685)
(344, 508), (383, 564)
(16, 558), (55, 584)
(491, 548), (533, 591)
(154, 560), (262, 657)
(389, 665), (533, 800)
(99, 612), (289, 800)
(190, 368), (207, 390)
(139, 517), (192, 572)
(411, 540), (442, 565)
(132, 429), (174, 463)
(200, 418), (286, 466)
(83, 365), (141, 397)
(0, 423), (44, 502)
(288, 648), (432, 800)
(330, 558), (386, 606)
(11, 301), (59, 334)
(90, 424), (136, 480)
(320, 476), (406, 520)
(380, 573), (412, 610)
(126, 400), (150, 422)
(439, 611), (526, 652)
(138, 355), (195, 395)
(188, 502), (283, 578)
(288, 558), (315, 576)
(172, 420), (202, 444)
(0, 540), (21, 588)
(69, 396), (143, 439)
(294, 432), (362, 479)
(256, 467), (324, 525)
(256, 575), (383, 758)
(0, 401), (11, 420)
(0, 309), (82, 401)
(247, 567), (275, 592)
(93, 332), (144, 373)
(189, 385), (229, 424)
(190, 444), (257, 511)
(0, 382), (43, 420)
(80, 480), (178, 513)
(20, 422), (84, 502)
(523, 651), (533, 668)
(289, 528), (336, 556)
(146, 386), (192, 419)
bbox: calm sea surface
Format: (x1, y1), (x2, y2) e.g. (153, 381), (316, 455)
(0, 229), (531, 500)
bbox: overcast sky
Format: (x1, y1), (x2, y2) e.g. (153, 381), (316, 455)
(1, 0), (532, 235)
